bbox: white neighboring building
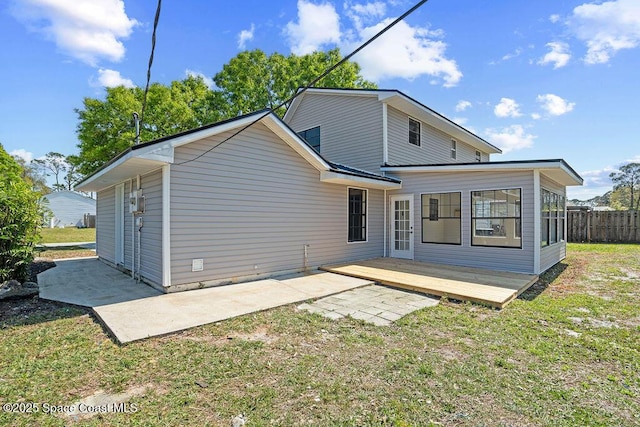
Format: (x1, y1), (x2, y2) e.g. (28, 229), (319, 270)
(42, 191), (96, 228)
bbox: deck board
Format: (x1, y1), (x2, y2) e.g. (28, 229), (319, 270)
(320, 258), (538, 309)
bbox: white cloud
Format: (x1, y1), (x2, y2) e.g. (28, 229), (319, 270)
(285, 0), (341, 55)
(346, 19), (462, 86)
(484, 125), (536, 153)
(531, 113), (542, 120)
(10, 149), (34, 163)
(91, 68), (135, 88)
(494, 98), (522, 118)
(185, 69), (214, 89)
(538, 41), (571, 68)
(549, 14), (561, 24)
(455, 100), (472, 112)
(11, 0), (138, 66)
(284, 1), (462, 87)
(502, 47), (523, 61)
(346, 1), (386, 30)
(537, 93), (575, 116)
(238, 24), (255, 49)
(567, 0), (640, 64)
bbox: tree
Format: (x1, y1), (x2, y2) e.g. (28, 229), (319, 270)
(214, 48), (377, 117)
(0, 143), (42, 282)
(76, 75), (224, 176)
(609, 162), (640, 210)
(11, 155), (49, 194)
(32, 152), (67, 189)
(75, 49), (375, 176)
(64, 154), (82, 191)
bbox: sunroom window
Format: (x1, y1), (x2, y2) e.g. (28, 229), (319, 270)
(422, 192), (461, 244)
(472, 189), (522, 248)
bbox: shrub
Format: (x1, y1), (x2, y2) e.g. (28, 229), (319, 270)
(0, 144), (41, 282)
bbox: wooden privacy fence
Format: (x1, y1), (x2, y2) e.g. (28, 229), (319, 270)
(567, 210), (639, 243)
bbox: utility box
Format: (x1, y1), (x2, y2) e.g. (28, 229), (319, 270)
(129, 190), (145, 214)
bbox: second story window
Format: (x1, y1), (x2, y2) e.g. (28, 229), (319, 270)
(475, 150), (481, 162)
(451, 139), (457, 159)
(409, 118), (421, 146)
(298, 126), (320, 152)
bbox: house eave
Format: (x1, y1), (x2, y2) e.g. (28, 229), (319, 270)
(75, 151), (172, 192)
(381, 160), (583, 187)
(320, 171), (402, 190)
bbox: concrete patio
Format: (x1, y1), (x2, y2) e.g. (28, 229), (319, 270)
(37, 258), (375, 343)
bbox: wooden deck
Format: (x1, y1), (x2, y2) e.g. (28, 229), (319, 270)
(320, 258), (538, 309)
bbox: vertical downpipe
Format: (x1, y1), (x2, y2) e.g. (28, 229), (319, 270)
(383, 189), (387, 257)
(131, 178), (135, 279)
(303, 244), (310, 272)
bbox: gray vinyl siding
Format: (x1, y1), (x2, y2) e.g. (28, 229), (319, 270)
(123, 181), (133, 271)
(388, 170), (536, 274)
(169, 122), (383, 286)
(285, 93), (383, 173)
(139, 169), (163, 285)
(387, 106), (483, 165)
(96, 186), (116, 263)
(540, 175), (567, 272)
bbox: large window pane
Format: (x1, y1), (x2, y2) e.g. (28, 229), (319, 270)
(348, 188), (367, 242)
(541, 189), (565, 247)
(472, 189), (522, 248)
(421, 192), (461, 244)
(409, 118), (421, 146)
(298, 126), (320, 152)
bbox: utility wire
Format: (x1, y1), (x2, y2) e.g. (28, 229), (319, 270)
(138, 0), (162, 140)
(174, 0), (429, 166)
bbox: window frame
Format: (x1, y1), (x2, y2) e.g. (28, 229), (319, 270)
(297, 126), (321, 152)
(421, 192), (462, 245)
(471, 188), (523, 249)
(475, 150), (481, 162)
(408, 117), (421, 147)
(347, 187), (368, 243)
(451, 139), (457, 159)
(541, 188), (566, 247)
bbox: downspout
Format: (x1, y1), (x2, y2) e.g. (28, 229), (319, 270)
(383, 189), (387, 257)
(136, 175), (141, 282)
(382, 102), (389, 169)
(130, 178), (135, 279)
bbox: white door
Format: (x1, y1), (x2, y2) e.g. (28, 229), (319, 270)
(390, 194), (414, 259)
(115, 183), (125, 265)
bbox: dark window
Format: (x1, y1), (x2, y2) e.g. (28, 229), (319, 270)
(422, 192), (461, 244)
(541, 189), (565, 247)
(472, 188), (522, 248)
(348, 188), (367, 242)
(475, 150), (481, 162)
(451, 139), (457, 159)
(409, 118), (421, 146)
(298, 126), (320, 152)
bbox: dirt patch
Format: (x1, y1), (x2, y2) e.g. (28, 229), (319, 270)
(0, 296), (88, 327)
(175, 326), (279, 346)
(27, 258), (57, 283)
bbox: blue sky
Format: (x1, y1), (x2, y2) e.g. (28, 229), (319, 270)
(1, 0), (639, 199)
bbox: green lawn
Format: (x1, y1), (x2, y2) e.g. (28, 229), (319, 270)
(39, 227), (96, 244)
(1, 243), (638, 426)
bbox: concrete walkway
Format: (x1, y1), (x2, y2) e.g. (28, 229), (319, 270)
(38, 258), (372, 343)
(39, 258), (161, 306)
(298, 285), (439, 326)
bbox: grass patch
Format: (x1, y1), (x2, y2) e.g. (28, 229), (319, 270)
(1, 243), (638, 426)
(35, 246), (96, 260)
(39, 227), (96, 244)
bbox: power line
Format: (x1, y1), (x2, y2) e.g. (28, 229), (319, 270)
(138, 0), (162, 139)
(174, 0), (429, 166)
